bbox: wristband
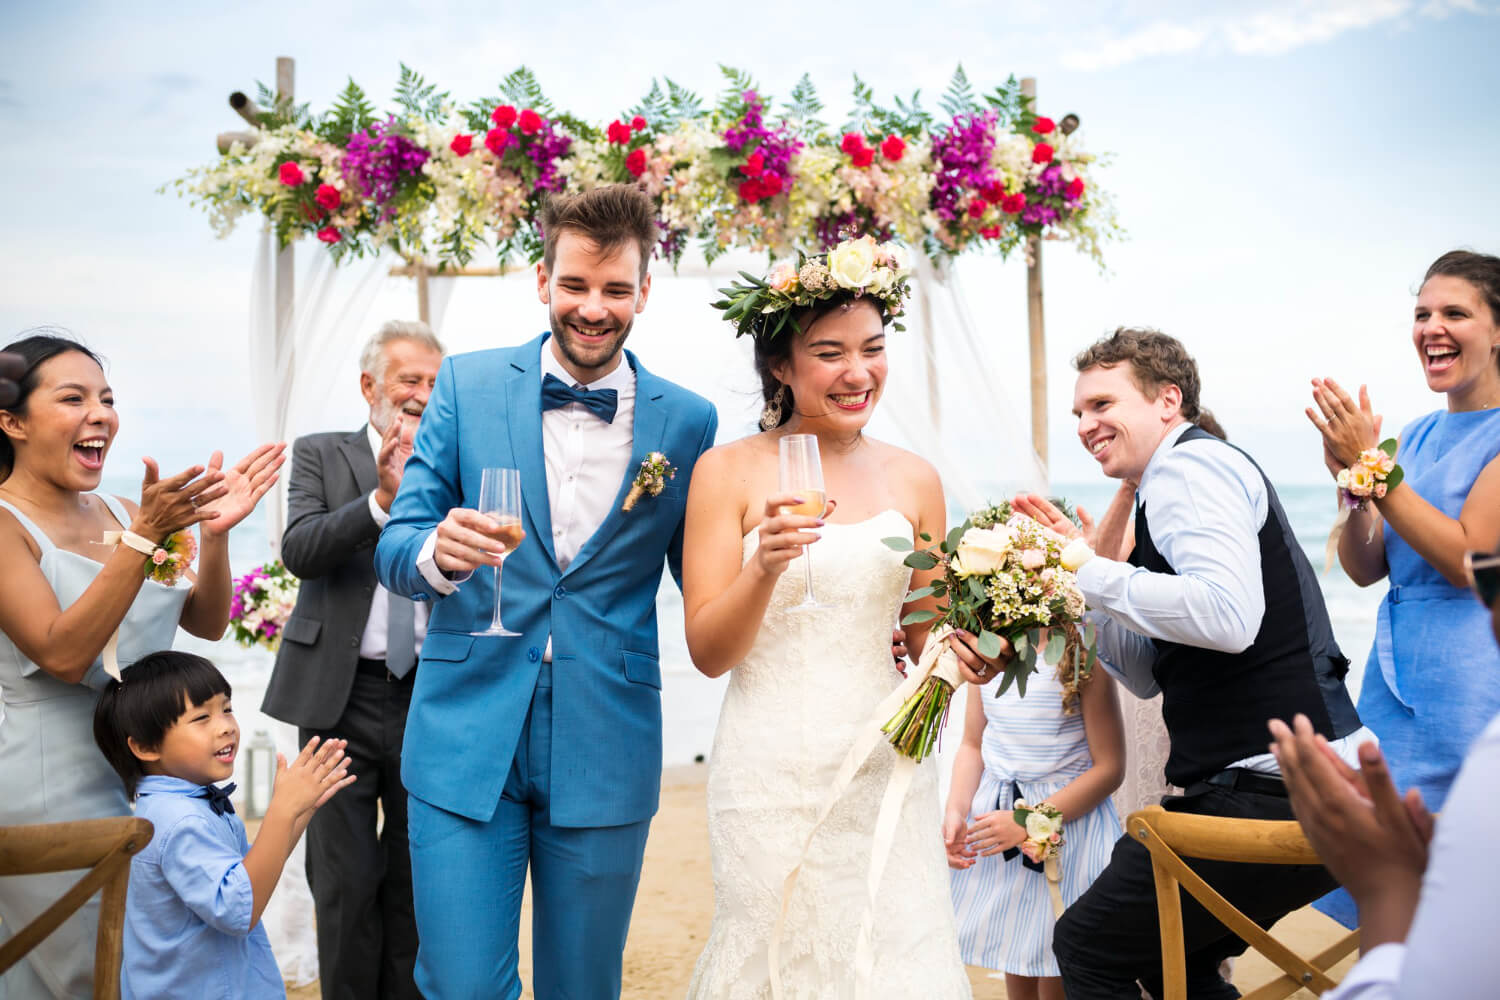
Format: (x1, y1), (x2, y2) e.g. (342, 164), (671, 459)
(103, 530), (161, 557)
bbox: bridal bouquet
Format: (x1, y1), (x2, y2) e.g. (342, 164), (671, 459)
(882, 501), (1099, 761)
(229, 560), (300, 652)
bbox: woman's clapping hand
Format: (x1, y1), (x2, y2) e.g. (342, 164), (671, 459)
(1306, 378), (1384, 476)
(130, 458), (226, 541)
(198, 443), (286, 536)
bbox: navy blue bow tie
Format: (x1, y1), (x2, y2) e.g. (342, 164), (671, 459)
(541, 373), (618, 424)
(198, 782), (236, 816)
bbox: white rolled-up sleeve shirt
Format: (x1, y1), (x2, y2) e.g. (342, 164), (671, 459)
(1078, 422), (1373, 771)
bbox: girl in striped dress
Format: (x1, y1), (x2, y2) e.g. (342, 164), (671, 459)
(944, 659), (1125, 1000)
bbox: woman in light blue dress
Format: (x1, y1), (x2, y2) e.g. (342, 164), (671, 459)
(1308, 250), (1500, 928)
(945, 655), (1124, 1000)
(0, 333), (282, 999)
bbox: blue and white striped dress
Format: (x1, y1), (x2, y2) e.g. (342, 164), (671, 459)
(949, 668), (1122, 976)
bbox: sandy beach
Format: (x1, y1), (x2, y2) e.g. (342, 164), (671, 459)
(282, 764), (1358, 999)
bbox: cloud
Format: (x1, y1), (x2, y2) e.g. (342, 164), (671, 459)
(1058, 0), (1486, 70)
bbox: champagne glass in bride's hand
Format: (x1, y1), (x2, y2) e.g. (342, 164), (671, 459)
(472, 467), (525, 637)
(779, 434), (831, 611)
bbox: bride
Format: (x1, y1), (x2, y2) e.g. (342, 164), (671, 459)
(681, 239), (1000, 999)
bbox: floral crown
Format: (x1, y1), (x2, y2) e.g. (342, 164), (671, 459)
(712, 235), (914, 342)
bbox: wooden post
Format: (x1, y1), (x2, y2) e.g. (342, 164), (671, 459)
(1021, 76), (1048, 476)
(273, 57), (295, 433)
(414, 260), (431, 326)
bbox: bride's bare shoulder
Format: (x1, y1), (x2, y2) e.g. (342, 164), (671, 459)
(868, 439), (941, 490)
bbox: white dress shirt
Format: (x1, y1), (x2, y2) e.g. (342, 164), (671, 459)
(414, 343), (636, 659)
(1079, 422), (1373, 772)
(1323, 710), (1500, 999)
(361, 423), (428, 661)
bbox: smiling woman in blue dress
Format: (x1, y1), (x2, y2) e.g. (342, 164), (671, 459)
(0, 332), (283, 999)
(1306, 250), (1500, 927)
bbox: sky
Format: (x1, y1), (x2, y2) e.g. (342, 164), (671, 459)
(0, 0), (1497, 488)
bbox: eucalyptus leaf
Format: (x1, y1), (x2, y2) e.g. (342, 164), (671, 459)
(1044, 631), (1066, 665)
(1386, 466), (1404, 491)
(901, 609), (939, 626)
(1015, 666), (1031, 698)
(1379, 437), (1399, 457)
(904, 585), (937, 602)
(1012, 632), (1029, 657)
(977, 631), (1001, 659)
(882, 536), (914, 552)
(968, 578), (986, 602)
(945, 524), (965, 553)
(904, 551), (939, 571)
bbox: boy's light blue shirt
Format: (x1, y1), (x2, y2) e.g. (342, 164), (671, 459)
(123, 775), (284, 999)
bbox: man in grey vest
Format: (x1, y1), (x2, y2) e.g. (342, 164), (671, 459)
(1016, 328), (1373, 1000)
(261, 320), (444, 1000)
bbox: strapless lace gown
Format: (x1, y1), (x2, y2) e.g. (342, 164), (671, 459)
(687, 510), (972, 1000)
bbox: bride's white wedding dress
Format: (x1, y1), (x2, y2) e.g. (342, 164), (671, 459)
(687, 510), (972, 1000)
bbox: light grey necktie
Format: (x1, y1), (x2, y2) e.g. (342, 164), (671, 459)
(386, 592), (417, 679)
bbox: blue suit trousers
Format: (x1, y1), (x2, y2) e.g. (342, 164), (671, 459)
(406, 663), (651, 1000)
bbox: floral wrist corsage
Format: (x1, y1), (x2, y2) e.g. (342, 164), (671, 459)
(1336, 439), (1403, 511)
(622, 452), (675, 512)
(145, 529), (198, 586)
(1012, 800), (1064, 864)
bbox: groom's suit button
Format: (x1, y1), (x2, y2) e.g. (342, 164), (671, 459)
(553, 585), (567, 600)
(528, 647), (541, 663)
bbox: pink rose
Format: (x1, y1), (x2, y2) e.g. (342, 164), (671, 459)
(316, 226), (342, 244)
(1032, 142), (1055, 164)
(1020, 840), (1044, 863)
(1000, 191), (1027, 214)
(1021, 549), (1046, 571)
(278, 161), (305, 186)
(490, 104), (518, 129)
(450, 133), (473, 157)
(966, 199), (986, 219)
(152, 549), (168, 565)
(631, 115), (647, 132)
(606, 120), (632, 145)
(880, 134), (906, 161)
(314, 184), (341, 212)
(517, 109), (543, 135)
(625, 148), (648, 178)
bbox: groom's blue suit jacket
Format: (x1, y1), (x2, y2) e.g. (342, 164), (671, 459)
(374, 333), (718, 828)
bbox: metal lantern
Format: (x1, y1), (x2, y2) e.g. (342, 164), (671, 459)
(244, 730), (277, 819)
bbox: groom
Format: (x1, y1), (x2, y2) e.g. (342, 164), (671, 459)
(1019, 328), (1369, 999)
(373, 185), (718, 999)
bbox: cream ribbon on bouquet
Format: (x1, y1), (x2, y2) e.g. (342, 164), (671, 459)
(768, 625), (965, 1000)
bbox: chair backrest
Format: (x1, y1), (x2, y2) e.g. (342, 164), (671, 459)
(1126, 806), (1359, 1000)
(0, 816), (154, 1000)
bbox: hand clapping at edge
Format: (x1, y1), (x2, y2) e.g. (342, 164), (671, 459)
(197, 443), (287, 536)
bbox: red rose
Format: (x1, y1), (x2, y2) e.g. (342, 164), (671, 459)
(518, 109), (543, 135)
(980, 226), (1001, 239)
(278, 161), (304, 186)
(1033, 117), (1056, 135)
(491, 104), (518, 129)
(1066, 177), (1086, 200)
(966, 200), (986, 219)
(450, 133), (473, 157)
(840, 132), (866, 156)
(484, 128), (511, 157)
(742, 150), (765, 177)
(737, 178), (762, 202)
(316, 226), (341, 244)
(880, 134), (906, 162)
(851, 146), (874, 168)
(625, 148), (648, 178)
(1032, 142), (1055, 164)
(607, 120), (631, 145)
(761, 172), (784, 196)
(314, 184), (341, 212)
(981, 182), (1006, 204)
(1000, 192), (1027, 214)
(631, 115), (647, 132)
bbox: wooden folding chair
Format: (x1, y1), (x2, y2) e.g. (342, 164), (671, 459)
(1126, 806), (1360, 1000)
(0, 816), (153, 1000)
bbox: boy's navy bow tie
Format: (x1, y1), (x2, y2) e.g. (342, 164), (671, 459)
(541, 373), (618, 424)
(197, 782), (236, 816)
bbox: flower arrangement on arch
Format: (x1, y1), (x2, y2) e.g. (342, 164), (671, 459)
(170, 64), (1116, 272)
(228, 560), (300, 652)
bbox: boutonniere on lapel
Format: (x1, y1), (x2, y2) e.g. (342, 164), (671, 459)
(623, 452), (675, 512)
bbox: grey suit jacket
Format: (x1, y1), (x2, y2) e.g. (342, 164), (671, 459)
(260, 427), (385, 729)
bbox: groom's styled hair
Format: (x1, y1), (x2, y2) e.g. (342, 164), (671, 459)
(1073, 327), (1205, 425)
(541, 185), (659, 281)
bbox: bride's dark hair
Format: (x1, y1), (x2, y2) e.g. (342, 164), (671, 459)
(752, 296), (890, 429)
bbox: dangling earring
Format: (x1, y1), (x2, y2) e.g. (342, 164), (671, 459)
(760, 384), (788, 430)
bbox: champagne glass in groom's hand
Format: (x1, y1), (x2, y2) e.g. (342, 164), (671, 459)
(471, 467), (525, 637)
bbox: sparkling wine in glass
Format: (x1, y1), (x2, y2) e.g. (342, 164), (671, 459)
(779, 434), (831, 611)
(472, 467), (525, 637)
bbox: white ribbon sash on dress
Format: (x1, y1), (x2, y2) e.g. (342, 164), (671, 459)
(769, 626), (964, 1000)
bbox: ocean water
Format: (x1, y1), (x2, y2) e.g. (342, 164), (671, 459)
(101, 476), (1381, 771)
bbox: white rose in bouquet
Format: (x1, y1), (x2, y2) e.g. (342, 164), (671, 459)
(952, 525), (1014, 576)
(1059, 536), (1095, 572)
(1024, 808), (1063, 842)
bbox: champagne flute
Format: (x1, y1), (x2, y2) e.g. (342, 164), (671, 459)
(779, 434), (831, 611)
(471, 467), (525, 637)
